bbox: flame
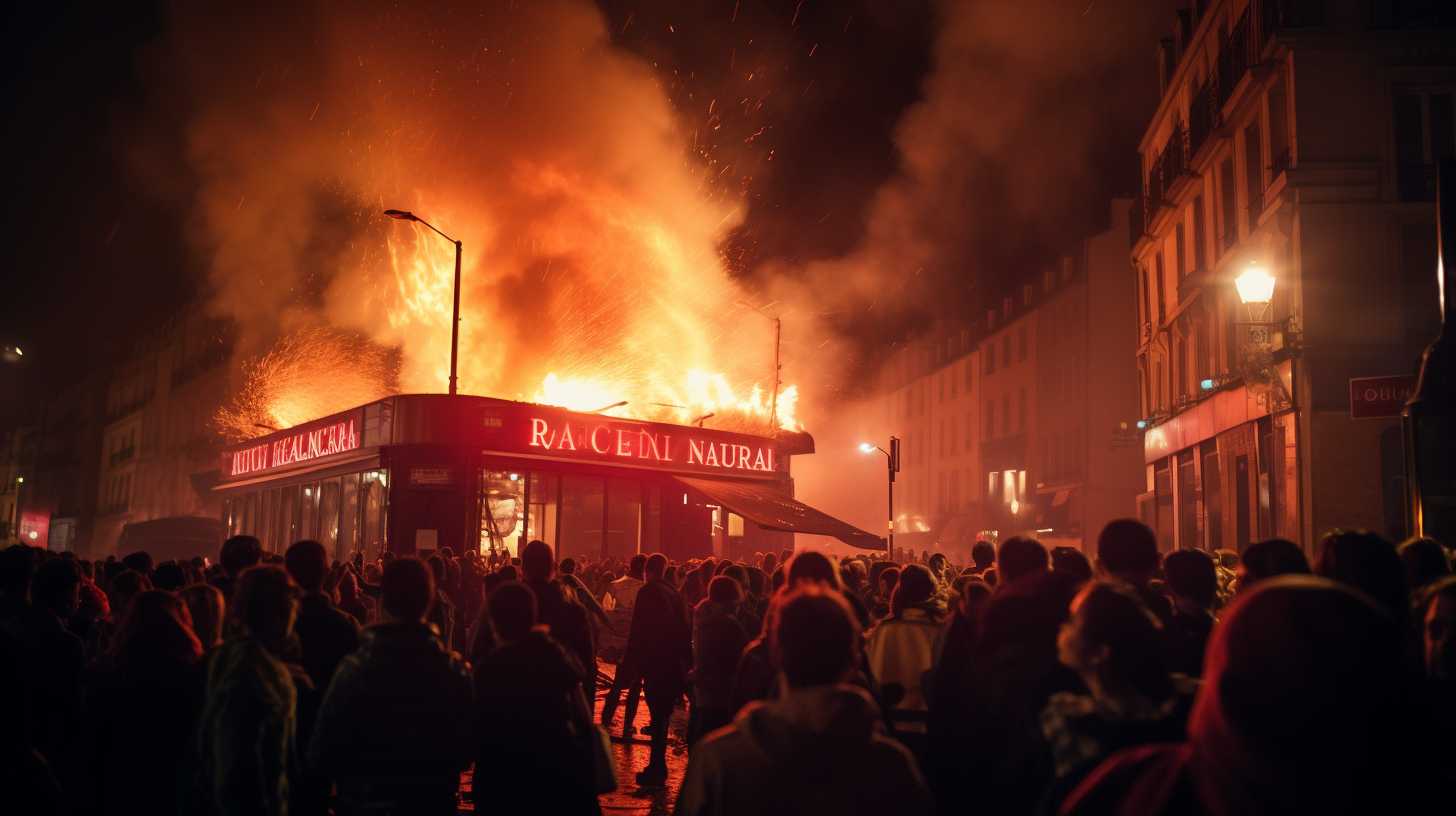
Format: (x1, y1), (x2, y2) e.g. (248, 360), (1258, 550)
(533, 370), (800, 431)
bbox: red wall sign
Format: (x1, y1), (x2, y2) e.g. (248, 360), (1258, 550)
(523, 414), (779, 477)
(1349, 375), (1416, 419)
(225, 414), (362, 478)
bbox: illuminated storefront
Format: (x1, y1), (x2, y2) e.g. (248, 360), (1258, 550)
(216, 394), (880, 561)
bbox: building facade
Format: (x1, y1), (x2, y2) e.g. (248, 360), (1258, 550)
(1132, 0), (1454, 554)
(869, 200), (1143, 556)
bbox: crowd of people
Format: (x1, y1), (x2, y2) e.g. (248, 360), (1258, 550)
(2, 520), (1453, 815)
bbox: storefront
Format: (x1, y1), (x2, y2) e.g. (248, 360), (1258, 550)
(216, 394), (881, 562)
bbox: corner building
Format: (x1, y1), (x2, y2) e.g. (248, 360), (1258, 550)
(1132, 0), (1454, 554)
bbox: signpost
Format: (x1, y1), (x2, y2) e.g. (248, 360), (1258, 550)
(1350, 375), (1417, 419)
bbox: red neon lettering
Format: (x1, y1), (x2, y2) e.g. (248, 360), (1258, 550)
(591, 426), (611, 454)
(616, 429), (633, 457)
(737, 445), (751, 470)
(530, 418), (550, 449)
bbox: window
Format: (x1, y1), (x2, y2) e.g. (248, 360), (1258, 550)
(1017, 327), (1028, 361)
(1023, 284), (1034, 306)
(1155, 252), (1167, 325)
(965, 358), (974, 390)
(966, 413), (974, 451)
(950, 366), (958, 398)
(1002, 335), (1011, 368)
(984, 345), (995, 375)
(1017, 388), (1027, 432)
(559, 475), (605, 561)
(1243, 121), (1263, 231)
(1268, 74), (1290, 175)
(1175, 220), (1187, 279)
(985, 400), (996, 438)
(940, 372), (946, 402)
(1191, 196), (1207, 273)
(1219, 158), (1237, 252)
(1140, 265), (1151, 326)
(1001, 394), (1010, 436)
(1394, 90), (1455, 201)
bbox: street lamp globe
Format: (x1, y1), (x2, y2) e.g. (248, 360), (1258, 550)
(858, 442), (875, 454)
(1235, 263), (1277, 305)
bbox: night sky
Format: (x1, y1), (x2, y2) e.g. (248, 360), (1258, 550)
(0, 1), (1164, 415)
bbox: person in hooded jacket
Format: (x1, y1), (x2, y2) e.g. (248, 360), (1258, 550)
(675, 586), (932, 816)
(1060, 575), (1429, 816)
(625, 552), (691, 786)
(473, 581), (600, 815)
(864, 563), (943, 751)
(309, 557), (473, 815)
(76, 590), (204, 815)
(520, 540), (596, 683)
(689, 576), (750, 746)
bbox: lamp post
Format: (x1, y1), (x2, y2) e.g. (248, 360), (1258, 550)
(859, 437), (900, 561)
(384, 209), (463, 396)
(1405, 158), (1456, 544)
(1234, 261), (1291, 409)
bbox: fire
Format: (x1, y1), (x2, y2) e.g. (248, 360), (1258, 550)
(533, 371), (800, 432)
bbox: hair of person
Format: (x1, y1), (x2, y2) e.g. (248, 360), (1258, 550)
(771, 586), (859, 689)
(152, 561), (186, 592)
(284, 540), (329, 593)
(111, 589), (203, 666)
(787, 550), (842, 590)
(1422, 574), (1456, 610)
(180, 583), (226, 649)
(746, 566), (768, 597)
(381, 557), (435, 622)
(770, 565), (786, 592)
(971, 540), (996, 569)
(1315, 529), (1409, 623)
(220, 535), (263, 577)
(1050, 546), (1094, 585)
(645, 552), (669, 580)
(628, 553), (648, 578)
(1240, 538), (1310, 586)
(982, 566), (999, 587)
(1096, 519), (1160, 578)
(723, 563), (750, 592)
(520, 539), (554, 583)
(708, 574), (743, 606)
(488, 580), (537, 644)
(231, 565), (297, 649)
(998, 536), (1050, 584)
(879, 566), (901, 591)
(891, 563), (936, 617)
(559, 557), (577, 575)
(121, 550), (154, 576)
(1398, 536), (1450, 593)
(760, 552), (778, 574)
(1064, 581), (1174, 702)
(1164, 548), (1218, 608)
(32, 557), (82, 610)
(714, 559), (733, 577)
(427, 554), (448, 584)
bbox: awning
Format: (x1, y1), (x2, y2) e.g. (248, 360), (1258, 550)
(673, 476), (885, 551)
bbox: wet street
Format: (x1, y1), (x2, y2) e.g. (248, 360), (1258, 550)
(459, 661), (690, 815)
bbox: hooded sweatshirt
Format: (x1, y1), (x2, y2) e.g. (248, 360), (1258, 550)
(675, 684), (933, 816)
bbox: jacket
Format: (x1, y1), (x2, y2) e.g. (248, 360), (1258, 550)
(865, 607), (943, 720)
(675, 684), (933, 816)
(293, 592), (359, 691)
(624, 578), (691, 690)
(308, 622), (473, 798)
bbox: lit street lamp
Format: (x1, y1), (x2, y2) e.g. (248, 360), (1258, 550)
(858, 436), (900, 560)
(384, 209), (463, 396)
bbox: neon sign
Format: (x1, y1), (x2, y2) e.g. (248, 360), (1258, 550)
(229, 417), (361, 478)
(528, 416), (777, 475)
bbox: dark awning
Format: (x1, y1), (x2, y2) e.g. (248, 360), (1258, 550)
(673, 476), (885, 551)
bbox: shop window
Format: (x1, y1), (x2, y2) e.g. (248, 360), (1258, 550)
(1202, 443), (1222, 551)
(1154, 462), (1174, 552)
(300, 482), (320, 541)
(480, 470), (525, 555)
(339, 474), (360, 557)
(559, 475), (605, 561)
(642, 485), (662, 554)
(526, 472), (560, 549)
(605, 477), (642, 559)
(360, 470), (389, 560)
(318, 478), (341, 559)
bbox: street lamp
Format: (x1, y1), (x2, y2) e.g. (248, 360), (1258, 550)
(858, 436), (900, 561)
(384, 209), (463, 396)
(1234, 261), (1292, 410)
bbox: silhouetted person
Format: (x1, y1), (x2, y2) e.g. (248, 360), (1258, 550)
(195, 565), (309, 816)
(1062, 576), (1427, 815)
(1399, 536), (1450, 595)
(520, 540), (595, 681)
(1050, 547), (1093, 586)
(309, 557), (472, 815)
(77, 590), (204, 815)
(212, 535), (262, 602)
(690, 576), (750, 745)
(1314, 529), (1409, 628)
(927, 578), (991, 810)
(998, 536), (1050, 585)
(1162, 549), (1218, 677)
(970, 540), (996, 575)
(0, 545), (64, 815)
(285, 540), (359, 691)
(1421, 575), (1456, 781)
(28, 557), (84, 767)
(473, 581), (600, 814)
(866, 563), (943, 748)
(676, 586), (932, 816)
(624, 552), (690, 786)
(1041, 582), (1191, 812)
(1095, 519), (1172, 622)
(182, 583), (226, 650)
(1236, 537), (1309, 594)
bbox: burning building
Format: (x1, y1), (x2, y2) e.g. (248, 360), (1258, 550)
(216, 393), (880, 561)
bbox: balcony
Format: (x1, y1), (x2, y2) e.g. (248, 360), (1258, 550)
(109, 446), (136, 466)
(1145, 123), (1193, 225)
(1129, 196), (1147, 247)
(1218, 6), (1253, 110)
(1188, 75), (1222, 161)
